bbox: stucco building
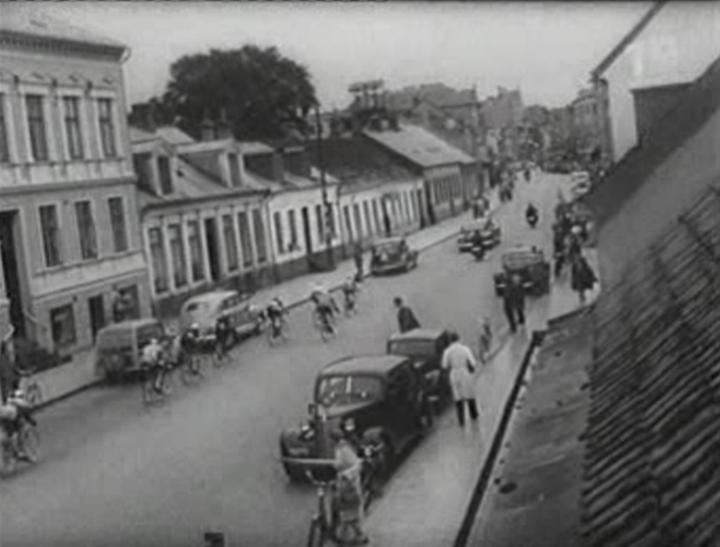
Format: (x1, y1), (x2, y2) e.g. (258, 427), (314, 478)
(0, 11), (150, 361)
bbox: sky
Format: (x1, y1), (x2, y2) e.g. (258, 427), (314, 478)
(13, 1), (651, 110)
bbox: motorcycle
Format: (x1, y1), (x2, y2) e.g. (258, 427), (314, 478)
(526, 208), (539, 228)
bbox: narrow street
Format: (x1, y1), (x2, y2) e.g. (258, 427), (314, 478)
(0, 174), (563, 547)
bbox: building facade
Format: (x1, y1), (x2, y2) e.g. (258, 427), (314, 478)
(0, 12), (150, 358)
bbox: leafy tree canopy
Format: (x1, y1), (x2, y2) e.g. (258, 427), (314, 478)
(156, 45), (317, 141)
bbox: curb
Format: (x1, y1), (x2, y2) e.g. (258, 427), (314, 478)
(35, 379), (104, 414)
(453, 329), (546, 547)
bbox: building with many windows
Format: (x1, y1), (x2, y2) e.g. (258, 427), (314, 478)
(0, 11), (150, 360)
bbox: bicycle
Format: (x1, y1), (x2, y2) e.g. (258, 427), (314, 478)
(266, 314), (289, 346)
(306, 470), (341, 547)
(312, 308), (337, 342)
(342, 291), (358, 318)
(16, 366), (43, 408)
(141, 359), (173, 406)
(179, 351), (204, 386)
(1, 419), (39, 476)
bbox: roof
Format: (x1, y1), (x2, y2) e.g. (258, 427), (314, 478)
(581, 184), (720, 546)
(470, 309), (592, 546)
(156, 126), (195, 146)
(388, 328), (446, 342)
(584, 53), (720, 226)
(364, 124), (476, 169)
(590, 2), (665, 79)
(320, 354), (408, 376)
(0, 8), (126, 51)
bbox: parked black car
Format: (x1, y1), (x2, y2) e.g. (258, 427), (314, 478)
(494, 245), (551, 297)
(370, 237), (419, 275)
(279, 355), (428, 482)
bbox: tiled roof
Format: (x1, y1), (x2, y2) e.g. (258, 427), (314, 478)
(590, 2), (665, 78)
(311, 135), (416, 184)
(0, 8), (125, 50)
(583, 184), (720, 547)
(364, 124), (476, 169)
(583, 53), (720, 226)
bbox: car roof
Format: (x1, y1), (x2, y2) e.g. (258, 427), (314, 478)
(372, 236), (404, 246)
(183, 290), (239, 307)
(319, 354), (409, 376)
(503, 244), (537, 256)
(97, 318), (161, 334)
(388, 328), (446, 342)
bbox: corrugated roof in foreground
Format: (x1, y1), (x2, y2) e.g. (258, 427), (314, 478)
(364, 124), (476, 168)
(582, 182), (720, 547)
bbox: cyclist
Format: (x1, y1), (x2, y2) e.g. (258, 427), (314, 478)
(141, 338), (166, 393)
(266, 297), (286, 338)
(340, 276), (359, 315)
(214, 317), (232, 363)
(180, 325), (201, 374)
(1, 389), (36, 462)
(310, 285), (338, 334)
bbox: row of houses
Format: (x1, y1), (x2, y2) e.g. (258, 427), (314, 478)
(0, 11), (480, 364)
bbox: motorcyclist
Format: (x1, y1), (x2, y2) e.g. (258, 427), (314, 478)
(470, 229), (485, 260)
(525, 203), (539, 227)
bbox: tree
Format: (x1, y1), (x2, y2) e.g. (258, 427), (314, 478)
(157, 45), (317, 140)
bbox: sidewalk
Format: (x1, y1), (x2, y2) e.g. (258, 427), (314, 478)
(32, 192), (500, 410)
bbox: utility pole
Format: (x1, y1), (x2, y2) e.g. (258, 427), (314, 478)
(314, 103), (335, 269)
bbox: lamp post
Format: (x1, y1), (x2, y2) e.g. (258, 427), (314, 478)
(313, 102), (335, 269)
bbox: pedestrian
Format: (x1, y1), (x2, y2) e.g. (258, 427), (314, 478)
(332, 428), (369, 545)
(571, 254), (597, 304)
(503, 273), (526, 333)
(353, 242), (364, 282)
(553, 223), (566, 276)
(0, 341), (18, 405)
(477, 316), (493, 365)
(393, 297), (420, 333)
(441, 331), (479, 426)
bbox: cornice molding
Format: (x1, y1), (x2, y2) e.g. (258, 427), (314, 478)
(0, 31), (125, 62)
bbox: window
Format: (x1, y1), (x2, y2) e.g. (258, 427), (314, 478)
(187, 220), (204, 281)
(353, 203), (363, 239)
(288, 210), (298, 251)
(158, 156), (173, 195)
(363, 201), (372, 235)
(26, 95), (48, 161)
(222, 215), (239, 272)
(75, 201), (98, 260)
(50, 304), (76, 348)
(148, 227), (168, 293)
(372, 200), (381, 235)
(252, 209), (267, 263)
(133, 154), (153, 193)
(39, 204), (62, 267)
(0, 94), (9, 163)
(238, 211), (254, 266)
(98, 98), (117, 158)
(167, 223), (187, 287)
(343, 206), (353, 242)
(315, 203), (324, 241)
(107, 197), (128, 253)
(273, 211), (284, 254)
(229, 153), (241, 187)
(63, 96), (83, 159)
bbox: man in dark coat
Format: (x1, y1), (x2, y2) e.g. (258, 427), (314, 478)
(571, 254), (597, 304)
(353, 242), (364, 282)
(0, 341), (18, 404)
(393, 297), (420, 333)
(502, 274), (526, 333)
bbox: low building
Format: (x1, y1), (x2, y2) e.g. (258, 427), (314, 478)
(0, 11), (150, 361)
(130, 126), (271, 318)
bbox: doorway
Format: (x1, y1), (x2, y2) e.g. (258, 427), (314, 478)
(204, 218), (221, 282)
(88, 295), (105, 342)
(424, 183), (436, 225)
(301, 206), (313, 255)
(0, 211), (25, 337)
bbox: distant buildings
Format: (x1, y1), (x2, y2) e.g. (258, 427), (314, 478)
(0, 12), (150, 361)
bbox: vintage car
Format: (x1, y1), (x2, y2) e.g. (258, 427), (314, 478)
(95, 318), (166, 381)
(279, 354), (428, 481)
(457, 217), (501, 252)
(370, 237), (419, 275)
(494, 245), (551, 297)
(386, 328), (452, 408)
(179, 290), (264, 346)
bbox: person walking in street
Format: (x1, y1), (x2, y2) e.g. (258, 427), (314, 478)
(353, 242), (364, 282)
(394, 297), (420, 333)
(503, 273), (526, 333)
(441, 331), (479, 426)
(553, 223), (567, 277)
(332, 428), (369, 545)
(571, 253), (598, 304)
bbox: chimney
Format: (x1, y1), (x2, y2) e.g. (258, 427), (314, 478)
(130, 102), (156, 133)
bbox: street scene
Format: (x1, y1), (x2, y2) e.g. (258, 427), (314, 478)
(1, 3), (719, 547)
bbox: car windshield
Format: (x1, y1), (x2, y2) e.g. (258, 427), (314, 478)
(316, 375), (383, 406)
(388, 339), (436, 358)
(373, 242), (400, 255)
(502, 251), (537, 269)
(137, 323), (164, 347)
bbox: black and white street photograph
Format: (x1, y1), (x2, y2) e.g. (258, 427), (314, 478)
(0, 2), (719, 546)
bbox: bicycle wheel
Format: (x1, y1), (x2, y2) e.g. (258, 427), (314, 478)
(306, 517), (326, 547)
(20, 425), (39, 464)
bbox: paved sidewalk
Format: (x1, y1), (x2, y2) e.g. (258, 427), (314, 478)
(33, 191), (500, 409)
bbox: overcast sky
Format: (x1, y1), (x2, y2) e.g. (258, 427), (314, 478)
(16, 2), (651, 109)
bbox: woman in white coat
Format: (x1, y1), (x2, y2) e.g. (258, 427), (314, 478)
(441, 331), (479, 426)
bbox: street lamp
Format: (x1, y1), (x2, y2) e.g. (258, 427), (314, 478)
(313, 102), (336, 269)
